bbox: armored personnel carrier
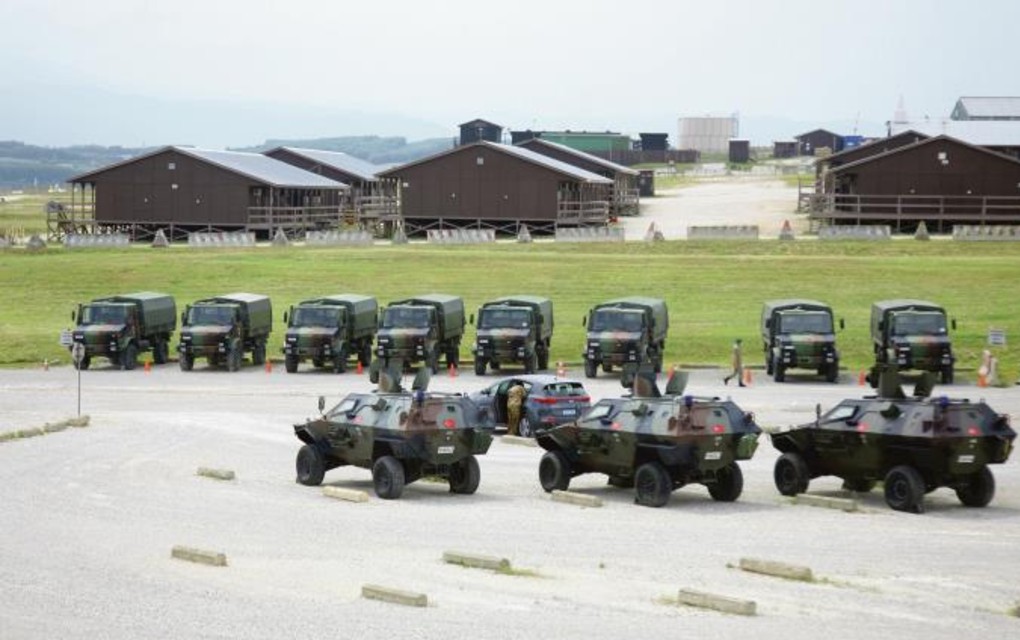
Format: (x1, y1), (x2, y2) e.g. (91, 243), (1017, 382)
(770, 366), (1015, 513)
(535, 367), (761, 508)
(293, 368), (492, 500)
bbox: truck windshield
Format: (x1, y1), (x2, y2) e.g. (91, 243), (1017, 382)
(188, 305), (236, 326)
(892, 312), (947, 336)
(80, 304), (127, 325)
(382, 307), (431, 329)
(590, 309), (644, 332)
(779, 312), (833, 334)
(479, 308), (531, 329)
(292, 307), (341, 328)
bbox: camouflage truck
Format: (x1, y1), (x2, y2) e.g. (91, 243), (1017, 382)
(178, 293), (272, 372)
(70, 292), (177, 370)
(870, 299), (956, 384)
(761, 299), (843, 383)
(293, 370), (493, 499)
(282, 294), (378, 374)
(583, 297), (668, 378)
(373, 294), (465, 378)
(770, 365), (1015, 513)
(536, 367), (761, 508)
(471, 295), (553, 375)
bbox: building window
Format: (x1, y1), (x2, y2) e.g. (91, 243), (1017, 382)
(168, 162), (176, 170)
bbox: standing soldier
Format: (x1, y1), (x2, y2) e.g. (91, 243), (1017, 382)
(723, 338), (745, 387)
(507, 382), (527, 436)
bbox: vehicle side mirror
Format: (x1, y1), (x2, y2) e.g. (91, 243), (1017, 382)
(845, 418), (858, 427)
(469, 313), (475, 325)
(951, 318), (957, 331)
(181, 311), (187, 325)
(283, 310), (289, 324)
(839, 318), (845, 330)
(71, 310), (76, 322)
(582, 315), (587, 328)
(317, 396), (325, 413)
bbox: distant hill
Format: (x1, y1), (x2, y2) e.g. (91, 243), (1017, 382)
(235, 136), (454, 166)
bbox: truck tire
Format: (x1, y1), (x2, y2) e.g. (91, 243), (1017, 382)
(333, 344), (348, 374)
(295, 445), (326, 486)
(448, 455), (480, 495)
(227, 346), (242, 372)
(372, 456), (405, 500)
(75, 355), (91, 371)
(584, 359), (597, 379)
(285, 354), (298, 373)
(956, 466), (994, 507)
(474, 357), (486, 376)
(941, 365), (954, 385)
(708, 463), (743, 502)
(774, 452), (809, 496)
(121, 343), (138, 370)
(518, 414), (534, 438)
(884, 465), (925, 513)
(179, 353), (194, 371)
(153, 340), (168, 365)
(446, 346), (459, 368)
(252, 341), (266, 366)
(539, 450), (571, 492)
(427, 348), (439, 374)
(766, 355), (774, 375)
(538, 347), (549, 371)
(524, 351), (537, 374)
(826, 361), (839, 383)
(634, 461), (671, 508)
(359, 342), (372, 367)
(774, 359), (786, 383)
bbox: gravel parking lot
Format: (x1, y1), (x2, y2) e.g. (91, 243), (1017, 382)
(2, 363), (1017, 639)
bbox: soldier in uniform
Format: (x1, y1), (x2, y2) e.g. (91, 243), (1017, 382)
(507, 382), (527, 436)
(723, 338), (745, 387)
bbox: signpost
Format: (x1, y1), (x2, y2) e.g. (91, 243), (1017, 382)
(71, 342), (85, 417)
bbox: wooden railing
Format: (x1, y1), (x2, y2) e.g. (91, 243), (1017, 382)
(247, 206), (343, 230)
(557, 200), (610, 224)
(806, 193), (1020, 228)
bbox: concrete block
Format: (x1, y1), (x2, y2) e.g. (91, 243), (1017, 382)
(738, 557), (814, 582)
(501, 435), (538, 447)
(0, 431), (18, 442)
(42, 422), (69, 434)
(16, 427), (45, 439)
(171, 546), (227, 567)
(677, 589), (756, 616)
(551, 490), (603, 508)
(794, 494), (858, 512)
(442, 550), (511, 571)
(66, 415), (91, 428)
(196, 467), (236, 481)
(322, 486), (370, 503)
(361, 584), (428, 607)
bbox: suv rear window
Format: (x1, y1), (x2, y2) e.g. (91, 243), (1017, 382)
(542, 382), (586, 397)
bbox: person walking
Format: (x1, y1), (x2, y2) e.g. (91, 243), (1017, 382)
(507, 382), (527, 436)
(723, 338), (745, 387)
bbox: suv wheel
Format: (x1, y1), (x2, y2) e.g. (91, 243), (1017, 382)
(285, 354), (299, 373)
(584, 360), (597, 379)
(518, 415), (534, 438)
(179, 353), (193, 371)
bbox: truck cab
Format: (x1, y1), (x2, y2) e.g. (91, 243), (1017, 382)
(583, 297), (667, 378)
(472, 296), (553, 375)
(71, 292), (176, 370)
(374, 295), (464, 376)
(871, 299), (955, 384)
(761, 299), (841, 383)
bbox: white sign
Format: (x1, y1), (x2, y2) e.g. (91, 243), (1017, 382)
(988, 328), (1006, 346)
(59, 330), (74, 347)
(71, 343), (85, 364)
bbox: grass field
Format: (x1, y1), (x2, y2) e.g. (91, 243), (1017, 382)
(1, 240), (1017, 381)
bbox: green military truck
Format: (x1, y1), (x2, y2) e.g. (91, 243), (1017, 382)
(471, 295), (554, 375)
(871, 299), (956, 384)
(70, 292), (177, 370)
(282, 294), (378, 374)
(582, 297), (668, 378)
(761, 299), (843, 383)
(373, 294), (465, 378)
(178, 293), (273, 372)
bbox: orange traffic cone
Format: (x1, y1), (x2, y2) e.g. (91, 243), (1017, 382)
(144, 360), (152, 374)
(43, 359), (49, 371)
(448, 363), (457, 378)
(265, 359), (273, 374)
(556, 361), (566, 376)
(978, 373), (987, 388)
(743, 369), (752, 386)
(356, 360), (363, 375)
(858, 370), (866, 386)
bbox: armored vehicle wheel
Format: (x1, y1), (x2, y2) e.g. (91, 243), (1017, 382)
(153, 340), (168, 365)
(708, 463), (744, 502)
(584, 360), (597, 379)
(538, 348), (549, 371)
(285, 354), (299, 373)
(179, 353), (193, 371)
(333, 345), (347, 374)
(121, 343), (138, 370)
(884, 465), (925, 513)
(518, 415), (534, 438)
(603, 363), (613, 373)
(448, 455), (481, 495)
(842, 478), (876, 493)
(774, 360), (786, 383)
(474, 357), (486, 376)
(75, 355), (91, 371)
(524, 351), (538, 374)
(607, 475), (634, 489)
(372, 456), (405, 499)
(941, 365), (954, 385)
(955, 466), (995, 507)
(634, 462), (671, 508)
(227, 347), (242, 372)
(538, 450), (571, 492)
(774, 452), (809, 496)
(826, 362), (839, 383)
(295, 445), (326, 486)
(252, 341), (266, 366)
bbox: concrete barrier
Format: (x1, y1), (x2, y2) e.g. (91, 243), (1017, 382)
(442, 550), (511, 571)
(738, 557), (814, 582)
(500, 435), (538, 448)
(305, 230), (374, 246)
(0, 237), (11, 250)
(1, 416), (90, 444)
(188, 231), (256, 247)
(952, 225), (1020, 241)
(171, 545), (227, 567)
(271, 228), (289, 247)
(152, 229), (170, 248)
(26, 235), (47, 252)
(554, 227), (625, 243)
(322, 486), (370, 503)
(677, 589), (756, 616)
(64, 233), (130, 248)
(517, 224), (533, 243)
(793, 494), (858, 512)
(196, 467), (236, 481)
(361, 584), (428, 607)
(551, 490), (603, 508)
(426, 229), (496, 245)
(818, 225), (891, 240)
(687, 225), (759, 240)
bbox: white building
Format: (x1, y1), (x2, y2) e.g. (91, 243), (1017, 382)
(677, 115), (739, 154)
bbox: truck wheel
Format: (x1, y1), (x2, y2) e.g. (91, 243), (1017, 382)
(774, 452), (809, 496)
(295, 445), (326, 486)
(427, 349), (439, 374)
(372, 456), (405, 500)
(333, 345), (348, 374)
(227, 347), (242, 372)
(603, 363), (613, 373)
(774, 360), (785, 383)
(153, 340), (167, 365)
(825, 361), (838, 383)
(524, 352), (538, 374)
(121, 343), (138, 370)
(634, 461), (671, 508)
(446, 347), (459, 368)
(956, 467), (995, 507)
(474, 357), (486, 376)
(285, 354), (298, 373)
(179, 353), (193, 371)
(941, 365), (954, 385)
(708, 463), (744, 502)
(766, 356), (774, 375)
(75, 355), (91, 371)
(538, 348), (549, 371)
(448, 455), (480, 495)
(252, 341), (266, 366)
(359, 343), (372, 367)
(654, 354), (663, 374)
(538, 450), (571, 492)
(884, 465), (925, 513)
(584, 360), (597, 379)
(842, 478), (876, 493)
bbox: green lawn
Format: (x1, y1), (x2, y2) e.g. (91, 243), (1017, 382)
(1, 240), (1017, 381)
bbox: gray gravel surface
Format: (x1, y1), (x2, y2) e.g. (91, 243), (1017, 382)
(2, 365), (1018, 639)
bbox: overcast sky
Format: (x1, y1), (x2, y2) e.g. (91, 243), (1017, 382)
(2, 0), (1018, 147)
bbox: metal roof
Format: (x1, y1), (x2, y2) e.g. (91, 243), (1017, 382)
(180, 148), (346, 188)
(954, 97), (1020, 119)
(831, 135), (1020, 174)
(270, 147), (382, 182)
(520, 138), (638, 176)
(890, 119), (1020, 146)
